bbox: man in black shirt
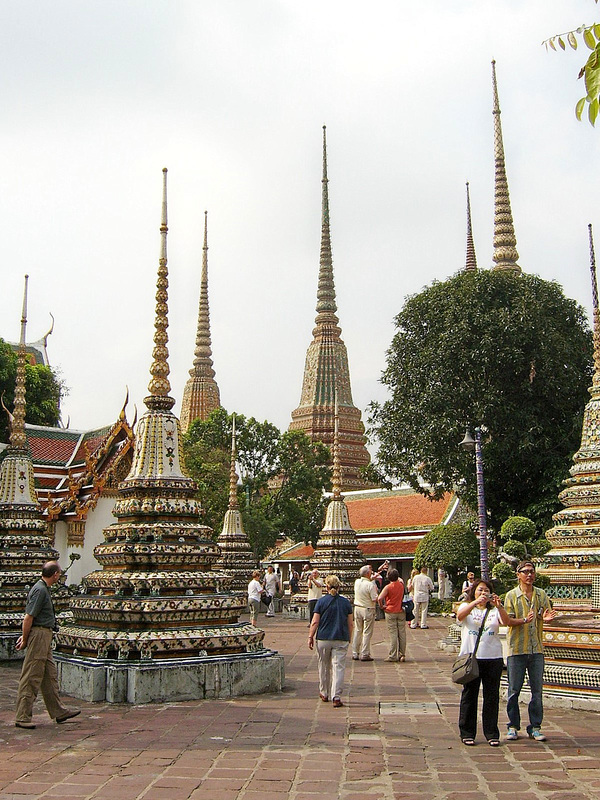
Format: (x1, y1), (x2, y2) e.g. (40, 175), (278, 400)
(15, 562), (80, 729)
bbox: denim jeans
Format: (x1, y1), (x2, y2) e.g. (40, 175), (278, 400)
(506, 652), (545, 733)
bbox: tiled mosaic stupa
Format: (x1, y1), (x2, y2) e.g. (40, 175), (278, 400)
(536, 225), (600, 697)
(180, 211), (220, 433)
(55, 170), (283, 703)
(0, 276), (65, 660)
(289, 126), (371, 491)
(310, 400), (364, 598)
(215, 415), (256, 591)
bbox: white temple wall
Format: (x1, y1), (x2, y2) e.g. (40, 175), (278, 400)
(53, 496), (116, 586)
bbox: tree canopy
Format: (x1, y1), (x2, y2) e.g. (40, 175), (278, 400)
(369, 270), (593, 531)
(0, 338), (65, 443)
(183, 407), (332, 558)
(413, 523), (480, 584)
(543, 1), (600, 125)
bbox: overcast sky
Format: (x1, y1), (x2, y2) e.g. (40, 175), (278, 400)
(2, 1), (599, 450)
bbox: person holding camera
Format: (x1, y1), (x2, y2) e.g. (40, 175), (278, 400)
(15, 562), (80, 729)
(456, 578), (511, 747)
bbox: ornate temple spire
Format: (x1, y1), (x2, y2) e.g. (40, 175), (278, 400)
(145, 168), (175, 412)
(9, 276), (29, 450)
(589, 224), (600, 389)
(491, 61), (521, 274)
(331, 394), (342, 500)
(289, 127), (371, 490)
(180, 210), (221, 432)
(315, 125), (340, 331)
(536, 223), (600, 615)
(464, 182), (477, 272)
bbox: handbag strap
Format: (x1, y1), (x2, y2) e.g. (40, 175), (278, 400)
(472, 607), (491, 656)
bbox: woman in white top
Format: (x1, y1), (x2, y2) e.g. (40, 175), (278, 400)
(456, 578), (511, 747)
(247, 570), (263, 625)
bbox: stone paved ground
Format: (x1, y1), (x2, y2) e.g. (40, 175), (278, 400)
(1, 615), (599, 800)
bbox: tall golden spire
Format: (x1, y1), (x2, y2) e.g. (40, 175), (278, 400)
(589, 224), (600, 389)
(180, 210), (221, 432)
(464, 182), (477, 272)
(289, 126), (371, 490)
(9, 275), (29, 450)
(145, 168), (175, 412)
(331, 394), (342, 499)
(491, 61), (521, 274)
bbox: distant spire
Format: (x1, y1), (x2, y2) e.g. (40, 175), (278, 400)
(228, 414), (239, 511)
(465, 182), (477, 271)
(180, 210), (221, 431)
(589, 224), (600, 387)
(315, 125), (340, 330)
(10, 275), (29, 450)
(145, 168), (175, 411)
(491, 61), (521, 274)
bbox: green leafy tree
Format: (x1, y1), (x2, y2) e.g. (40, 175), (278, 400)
(0, 338), (65, 443)
(413, 523), (480, 586)
(183, 408), (331, 558)
(369, 271), (593, 531)
(543, 2), (600, 125)
(499, 516), (537, 544)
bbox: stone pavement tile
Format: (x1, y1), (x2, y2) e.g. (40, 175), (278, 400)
(199, 777), (248, 791)
(2, 783), (58, 796)
(152, 777), (203, 790)
(295, 780), (343, 792)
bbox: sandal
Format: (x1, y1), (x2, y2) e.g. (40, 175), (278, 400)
(462, 738), (475, 746)
(488, 740), (500, 747)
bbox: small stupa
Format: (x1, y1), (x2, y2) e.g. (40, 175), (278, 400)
(180, 211), (221, 432)
(55, 170), (283, 702)
(310, 397), (364, 598)
(0, 276), (64, 659)
(536, 225), (600, 698)
(215, 415), (256, 591)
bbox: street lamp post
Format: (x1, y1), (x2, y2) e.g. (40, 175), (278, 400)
(459, 426), (490, 581)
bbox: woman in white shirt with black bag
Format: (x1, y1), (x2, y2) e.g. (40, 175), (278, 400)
(456, 578), (511, 747)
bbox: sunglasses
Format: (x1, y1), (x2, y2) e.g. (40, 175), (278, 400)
(518, 569), (535, 575)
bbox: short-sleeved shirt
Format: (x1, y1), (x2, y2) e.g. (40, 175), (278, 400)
(383, 580), (405, 613)
(504, 585), (552, 656)
(314, 593), (353, 641)
(458, 605), (503, 659)
(411, 573), (434, 603)
(247, 579), (263, 603)
(353, 576), (378, 608)
(25, 580), (55, 629)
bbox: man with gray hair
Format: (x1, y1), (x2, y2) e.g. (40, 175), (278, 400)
(352, 564), (379, 661)
(15, 562), (80, 729)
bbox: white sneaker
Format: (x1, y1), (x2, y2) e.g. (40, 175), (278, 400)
(528, 728), (547, 742)
(506, 727), (518, 741)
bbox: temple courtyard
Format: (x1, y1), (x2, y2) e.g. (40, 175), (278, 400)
(0, 615), (599, 800)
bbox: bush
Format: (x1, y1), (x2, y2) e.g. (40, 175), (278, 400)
(534, 573), (551, 590)
(429, 597), (454, 614)
(499, 516), (537, 543)
(413, 523), (480, 585)
(502, 539), (527, 559)
(529, 538), (552, 557)
(491, 561), (517, 594)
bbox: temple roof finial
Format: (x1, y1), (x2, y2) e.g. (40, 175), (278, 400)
(145, 168), (175, 411)
(589, 224), (600, 388)
(228, 414), (239, 511)
(315, 125), (339, 327)
(465, 182), (477, 271)
(10, 275), (29, 450)
(491, 61), (521, 274)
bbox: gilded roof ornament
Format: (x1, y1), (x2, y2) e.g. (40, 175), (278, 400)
(9, 275), (29, 450)
(145, 168), (175, 412)
(491, 61), (521, 274)
(464, 182), (477, 271)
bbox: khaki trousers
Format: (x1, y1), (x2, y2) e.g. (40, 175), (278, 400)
(15, 627), (68, 723)
(316, 640), (348, 700)
(352, 606), (375, 658)
(385, 611), (407, 660)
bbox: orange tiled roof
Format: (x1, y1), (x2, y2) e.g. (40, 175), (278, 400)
(276, 537), (421, 562)
(346, 492), (453, 532)
(27, 430), (82, 465)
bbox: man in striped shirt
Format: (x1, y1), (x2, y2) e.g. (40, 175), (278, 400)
(504, 561), (556, 742)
